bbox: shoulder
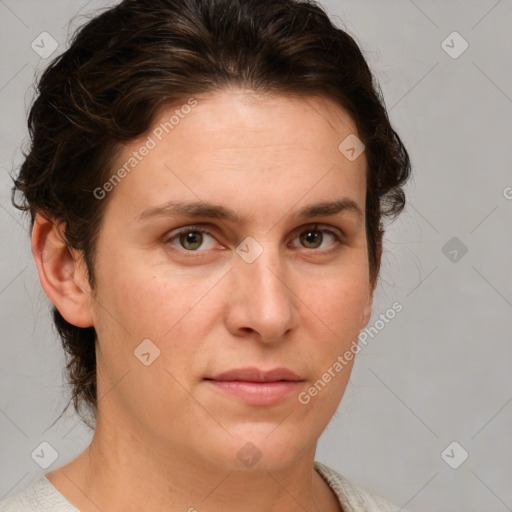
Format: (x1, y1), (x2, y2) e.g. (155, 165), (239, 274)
(314, 461), (406, 512)
(0, 474), (78, 512)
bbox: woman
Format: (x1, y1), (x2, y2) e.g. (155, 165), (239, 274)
(1, 0), (411, 510)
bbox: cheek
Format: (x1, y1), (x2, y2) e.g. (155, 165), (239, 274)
(305, 266), (370, 335)
(298, 275), (368, 426)
(93, 250), (189, 338)
(91, 251), (220, 397)
(90, 254), (203, 416)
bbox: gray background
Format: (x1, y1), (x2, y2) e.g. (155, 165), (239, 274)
(1, 1), (511, 510)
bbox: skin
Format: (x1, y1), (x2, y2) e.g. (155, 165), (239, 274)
(32, 88), (375, 512)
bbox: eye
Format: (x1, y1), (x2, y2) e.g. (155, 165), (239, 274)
(166, 227), (218, 251)
(290, 224), (342, 251)
(164, 223), (343, 254)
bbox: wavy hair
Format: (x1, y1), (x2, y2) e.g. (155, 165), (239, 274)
(12, 0), (411, 427)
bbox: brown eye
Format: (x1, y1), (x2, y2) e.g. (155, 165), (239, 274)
(166, 227), (217, 252)
(290, 224), (342, 252)
(299, 229), (323, 249)
(179, 231), (204, 250)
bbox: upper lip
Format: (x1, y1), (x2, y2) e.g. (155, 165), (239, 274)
(207, 367), (303, 382)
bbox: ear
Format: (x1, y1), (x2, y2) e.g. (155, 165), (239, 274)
(31, 212), (94, 328)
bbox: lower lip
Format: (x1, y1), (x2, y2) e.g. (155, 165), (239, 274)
(205, 380), (302, 406)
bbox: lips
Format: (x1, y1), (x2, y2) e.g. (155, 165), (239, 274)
(206, 366), (303, 383)
(205, 367), (304, 406)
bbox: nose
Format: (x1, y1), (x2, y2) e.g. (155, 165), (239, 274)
(224, 244), (300, 343)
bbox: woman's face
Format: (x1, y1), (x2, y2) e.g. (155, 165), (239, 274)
(87, 88), (373, 470)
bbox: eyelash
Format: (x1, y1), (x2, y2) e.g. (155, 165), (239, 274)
(164, 223), (344, 255)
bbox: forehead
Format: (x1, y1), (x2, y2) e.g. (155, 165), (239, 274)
(105, 89), (367, 222)
(159, 89), (359, 151)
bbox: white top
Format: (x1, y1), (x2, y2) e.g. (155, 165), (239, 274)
(0, 461), (404, 511)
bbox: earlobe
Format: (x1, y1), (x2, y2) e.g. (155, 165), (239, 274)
(31, 212), (94, 328)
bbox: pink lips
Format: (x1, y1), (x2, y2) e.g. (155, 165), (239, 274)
(205, 367), (304, 406)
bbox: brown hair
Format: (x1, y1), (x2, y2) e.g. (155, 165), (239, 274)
(12, 0), (410, 427)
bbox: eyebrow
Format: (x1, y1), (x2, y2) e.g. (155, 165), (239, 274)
(136, 198), (363, 223)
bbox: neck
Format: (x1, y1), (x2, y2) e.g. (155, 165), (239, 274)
(47, 413), (339, 512)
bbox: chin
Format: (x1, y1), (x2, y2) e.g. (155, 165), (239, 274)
(203, 428), (312, 473)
